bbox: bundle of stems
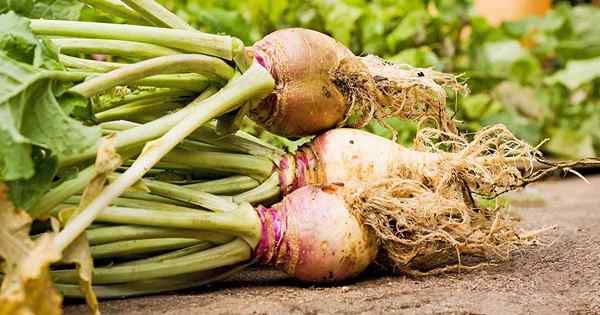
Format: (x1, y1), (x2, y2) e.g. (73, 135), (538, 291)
(5, 0), (595, 310)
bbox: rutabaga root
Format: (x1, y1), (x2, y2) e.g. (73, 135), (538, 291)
(342, 125), (554, 274)
(413, 124), (543, 198)
(346, 178), (527, 274)
(250, 28), (467, 137)
(359, 55), (468, 136)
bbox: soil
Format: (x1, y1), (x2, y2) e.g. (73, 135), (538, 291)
(65, 175), (600, 315)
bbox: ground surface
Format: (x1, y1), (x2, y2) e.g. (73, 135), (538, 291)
(65, 175), (600, 315)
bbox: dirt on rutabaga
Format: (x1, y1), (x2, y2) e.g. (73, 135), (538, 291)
(65, 174), (600, 315)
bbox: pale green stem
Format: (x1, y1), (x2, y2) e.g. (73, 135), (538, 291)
(94, 89), (193, 113)
(124, 161), (240, 180)
(99, 120), (143, 131)
(44, 70), (92, 82)
(118, 191), (192, 206)
(99, 133), (222, 154)
(29, 148), (141, 219)
(80, 0), (148, 25)
(52, 38), (180, 59)
(174, 139), (227, 153)
(120, 0), (194, 30)
(162, 149), (274, 181)
(31, 19), (242, 60)
(59, 88), (217, 167)
(29, 166), (96, 219)
(60, 54), (127, 72)
(48, 68), (214, 92)
(184, 176), (259, 195)
(62, 196), (199, 213)
(86, 225), (233, 245)
(98, 117), (253, 156)
(54, 61), (273, 251)
(124, 160), (191, 171)
(142, 178), (237, 212)
(101, 119), (283, 160)
(132, 73), (212, 92)
(117, 243), (211, 266)
(53, 238), (251, 284)
(90, 238), (204, 258)
(95, 100), (183, 122)
(70, 54), (234, 97)
(234, 172), (281, 204)
(88, 205), (259, 239)
(189, 126), (285, 161)
(56, 263), (250, 298)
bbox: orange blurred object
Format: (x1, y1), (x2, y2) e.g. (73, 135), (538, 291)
(474, 0), (551, 25)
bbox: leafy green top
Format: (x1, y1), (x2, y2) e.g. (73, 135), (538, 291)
(0, 12), (99, 209)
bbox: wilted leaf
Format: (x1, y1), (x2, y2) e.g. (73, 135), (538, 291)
(60, 135), (122, 315)
(62, 236), (98, 315)
(0, 183), (62, 315)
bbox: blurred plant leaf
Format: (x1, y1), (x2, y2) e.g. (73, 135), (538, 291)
(545, 56), (600, 90)
(387, 10), (429, 50)
(314, 0), (362, 46)
(388, 46), (442, 69)
(544, 128), (595, 159)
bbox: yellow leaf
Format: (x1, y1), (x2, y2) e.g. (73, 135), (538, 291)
(60, 134), (123, 315)
(0, 184), (62, 315)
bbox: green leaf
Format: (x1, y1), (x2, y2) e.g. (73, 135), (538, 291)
(479, 40), (541, 84)
(261, 0), (289, 24)
(0, 0), (84, 20)
(483, 40), (527, 68)
(568, 5), (600, 43)
(460, 94), (492, 120)
(0, 12), (63, 70)
(21, 82), (101, 160)
(364, 117), (417, 146)
(0, 54), (100, 183)
(554, 5), (600, 60)
(7, 148), (58, 210)
(314, 0), (363, 46)
(544, 128), (595, 159)
(544, 56), (600, 90)
(186, 5), (256, 44)
(386, 10), (429, 50)
(388, 46), (441, 70)
(481, 110), (544, 145)
(59, 92), (93, 120)
(493, 81), (547, 120)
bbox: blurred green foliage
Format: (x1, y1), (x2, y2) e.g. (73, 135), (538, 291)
(85, 1), (600, 158)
